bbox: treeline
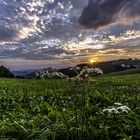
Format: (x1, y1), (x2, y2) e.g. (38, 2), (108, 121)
(0, 66), (15, 78)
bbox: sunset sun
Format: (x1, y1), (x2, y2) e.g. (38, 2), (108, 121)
(90, 59), (96, 64)
(89, 58), (99, 64)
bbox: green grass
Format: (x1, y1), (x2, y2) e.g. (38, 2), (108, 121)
(0, 75), (140, 140)
(103, 68), (140, 76)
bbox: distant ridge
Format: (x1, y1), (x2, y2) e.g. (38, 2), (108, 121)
(12, 58), (140, 78)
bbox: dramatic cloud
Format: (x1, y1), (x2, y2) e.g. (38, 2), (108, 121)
(79, 0), (140, 29)
(0, 0), (140, 69)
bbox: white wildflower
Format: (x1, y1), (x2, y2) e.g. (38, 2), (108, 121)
(21, 119), (25, 123)
(77, 67), (103, 79)
(70, 66), (80, 71)
(117, 106), (131, 113)
(40, 96), (44, 100)
(66, 76), (83, 82)
(114, 102), (122, 106)
(35, 69), (66, 79)
(103, 107), (119, 114)
(102, 104), (131, 114)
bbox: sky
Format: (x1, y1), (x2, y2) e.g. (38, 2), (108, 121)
(0, 0), (140, 70)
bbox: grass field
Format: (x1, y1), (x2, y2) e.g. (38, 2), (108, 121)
(104, 69), (140, 76)
(0, 74), (140, 140)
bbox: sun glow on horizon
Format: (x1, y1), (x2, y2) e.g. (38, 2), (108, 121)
(89, 58), (99, 64)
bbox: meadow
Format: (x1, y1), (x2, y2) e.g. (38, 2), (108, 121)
(0, 74), (140, 140)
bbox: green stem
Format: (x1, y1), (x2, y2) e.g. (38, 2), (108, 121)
(73, 82), (79, 140)
(49, 79), (70, 138)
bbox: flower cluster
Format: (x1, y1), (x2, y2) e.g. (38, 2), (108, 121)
(77, 67), (103, 78)
(35, 68), (66, 79)
(67, 67), (103, 81)
(35, 66), (103, 81)
(66, 76), (83, 82)
(69, 66), (81, 71)
(102, 103), (131, 114)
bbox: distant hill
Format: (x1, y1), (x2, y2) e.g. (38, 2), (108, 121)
(103, 68), (140, 76)
(77, 59), (140, 74)
(12, 59), (140, 78)
(0, 66), (15, 78)
(13, 69), (41, 78)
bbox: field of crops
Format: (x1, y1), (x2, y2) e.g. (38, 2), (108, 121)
(0, 74), (140, 140)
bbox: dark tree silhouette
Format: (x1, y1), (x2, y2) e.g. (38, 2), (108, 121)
(0, 65), (15, 78)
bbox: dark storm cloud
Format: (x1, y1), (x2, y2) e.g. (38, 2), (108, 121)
(79, 0), (140, 29)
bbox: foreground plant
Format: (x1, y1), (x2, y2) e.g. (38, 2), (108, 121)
(64, 69), (98, 140)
